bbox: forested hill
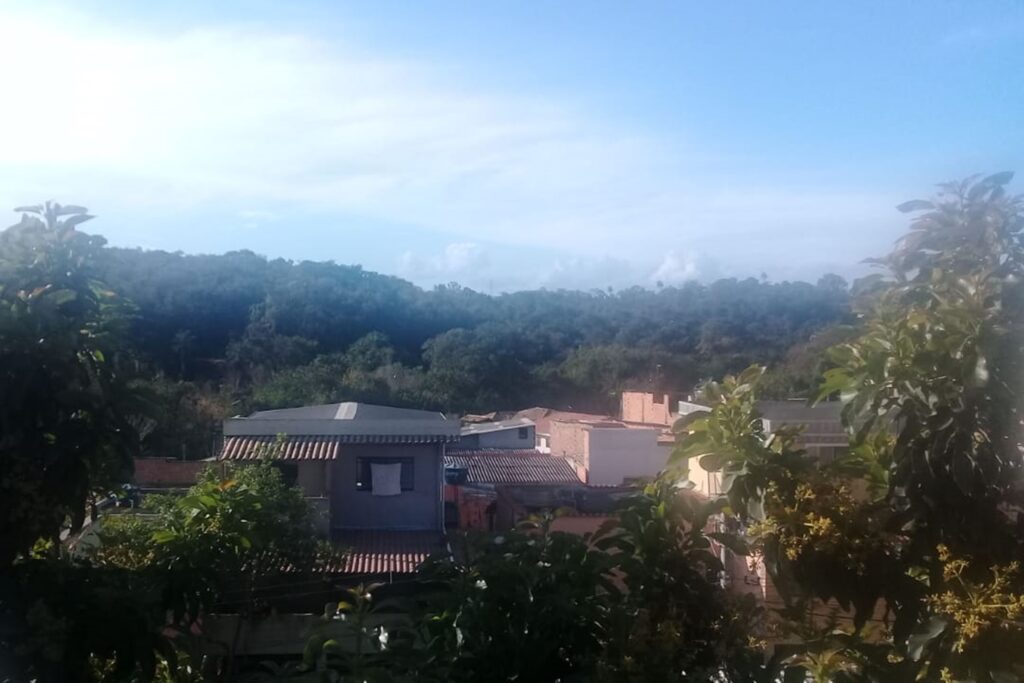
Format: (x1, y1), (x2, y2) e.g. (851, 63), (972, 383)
(88, 244), (853, 457)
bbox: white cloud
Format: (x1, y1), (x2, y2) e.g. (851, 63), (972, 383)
(650, 250), (700, 286)
(397, 242), (490, 284)
(0, 9), (904, 288)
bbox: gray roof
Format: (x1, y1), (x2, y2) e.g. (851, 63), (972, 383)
(225, 402), (458, 438)
(459, 417), (535, 436)
(675, 399), (845, 444)
(756, 400), (842, 422)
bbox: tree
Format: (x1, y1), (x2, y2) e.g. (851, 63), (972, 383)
(5, 459), (322, 681)
(674, 174), (1024, 681)
(416, 520), (620, 682)
(0, 202), (137, 567)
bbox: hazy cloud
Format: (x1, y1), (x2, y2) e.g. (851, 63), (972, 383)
(398, 242), (490, 283)
(0, 9), (903, 290)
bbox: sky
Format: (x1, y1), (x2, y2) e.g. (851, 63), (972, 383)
(0, 1), (1021, 292)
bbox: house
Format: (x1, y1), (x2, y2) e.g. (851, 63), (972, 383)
(621, 390), (678, 426)
(442, 448), (581, 530)
(220, 402), (459, 576)
(756, 400), (847, 460)
(512, 407), (615, 453)
(458, 417), (536, 449)
(619, 391), (849, 496)
(548, 419), (670, 486)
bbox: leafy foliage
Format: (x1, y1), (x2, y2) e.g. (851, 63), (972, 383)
(94, 460), (321, 622)
(675, 175), (1024, 681)
(0, 202), (138, 566)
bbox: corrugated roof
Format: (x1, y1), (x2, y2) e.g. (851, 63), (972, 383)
(325, 530), (443, 576)
(220, 433), (457, 461)
(445, 450), (582, 485)
(459, 417), (534, 436)
(221, 435), (341, 461)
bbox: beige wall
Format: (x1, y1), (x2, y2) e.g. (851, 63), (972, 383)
(620, 391), (674, 426)
(549, 420), (589, 472)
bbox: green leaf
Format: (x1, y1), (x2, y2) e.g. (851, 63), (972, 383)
(907, 615), (947, 661)
(152, 529), (176, 544)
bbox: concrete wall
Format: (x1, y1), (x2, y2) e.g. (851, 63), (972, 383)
(586, 426), (667, 486)
(620, 391), (674, 426)
(330, 444), (441, 530)
(473, 425), (535, 449)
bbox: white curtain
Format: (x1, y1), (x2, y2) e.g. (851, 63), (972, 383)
(371, 462), (403, 496)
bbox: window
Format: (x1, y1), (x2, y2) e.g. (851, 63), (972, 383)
(517, 427), (530, 439)
(272, 462), (299, 487)
(355, 457), (414, 492)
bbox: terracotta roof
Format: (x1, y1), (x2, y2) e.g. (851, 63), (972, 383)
(445, 450), (582, 485)
(220, 433), (455, 461)
(325, 530), (444, 576)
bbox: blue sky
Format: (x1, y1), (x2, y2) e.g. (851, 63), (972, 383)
(0, 1), (1021, 291)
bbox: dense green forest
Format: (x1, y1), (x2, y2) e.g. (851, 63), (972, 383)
(80, 241), (853, 457)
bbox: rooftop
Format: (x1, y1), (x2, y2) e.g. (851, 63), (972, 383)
(513, 407), (617, 434)
(459, 417), (534, 436)
(223, 402), (459, 439)
(757, 400), (843, 423)
(323, 530), (444, 576)
(445, 449), (582, 486)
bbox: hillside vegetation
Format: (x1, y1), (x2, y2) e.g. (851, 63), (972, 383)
(83, 244), (853, 457)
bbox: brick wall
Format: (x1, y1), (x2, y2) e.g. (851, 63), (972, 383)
(620, 391), (674, 426)
(549, 420), (589, 469)
(132, 458), (212, 487)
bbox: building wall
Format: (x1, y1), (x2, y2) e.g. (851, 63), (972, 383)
(586, 426), (667, 486)
(686, 452), (723, 498)
(620, 391), (674, 426)
(550, 515), (614, 536)
(297, 461), (328, 497)
(132, 458), (213, 487)
(473, 425), (535, 449)
(549, 421), (590, 474)
(330, 444), (442, 530)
